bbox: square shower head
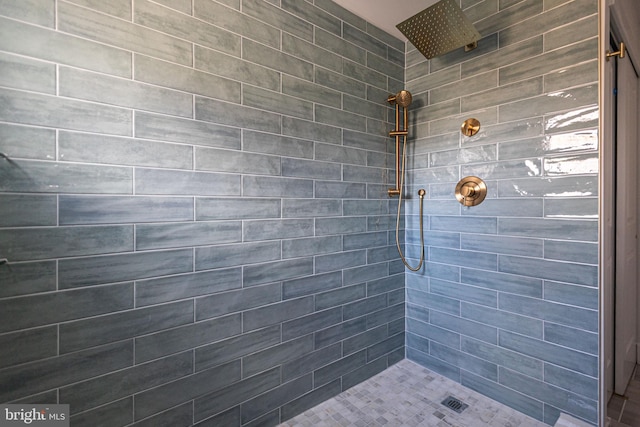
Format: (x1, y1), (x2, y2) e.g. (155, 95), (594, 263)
(396, 0), (481, 59)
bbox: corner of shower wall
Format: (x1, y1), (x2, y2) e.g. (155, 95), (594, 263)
(403, 0), (599, 425)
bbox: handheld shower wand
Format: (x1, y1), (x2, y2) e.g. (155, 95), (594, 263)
(387, 90), (426, 272)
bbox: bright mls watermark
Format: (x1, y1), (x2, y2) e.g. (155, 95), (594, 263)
(0, 405), (69, 426)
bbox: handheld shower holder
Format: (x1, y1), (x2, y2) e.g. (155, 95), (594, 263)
(388, 90), (412, 197)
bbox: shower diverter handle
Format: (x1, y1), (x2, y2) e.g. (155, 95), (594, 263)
(460, 184), (476, 198)
(455, 176), (487, 207)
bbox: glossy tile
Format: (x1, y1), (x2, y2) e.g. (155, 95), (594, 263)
(135, 314), (241, 365)
(59, 195), (193, 224)
(0, 0), (55, 26)
(0, 341), (133, 403)
(243, 258), (314, 287)
(544, 60), (598, 93)
(243, 219), (314, 242)
(194, 368), (281, 422)
(243, 38), (313, 81)
(60, 351), (192, 415)
(244, 85), (313, 121)
(59, 300), (194, 353)
(196, 197), (280, 220)
(318, 286), (368, 314)
(0, 261), (56, 298)
(282, 236), (342, 259)
(461, 337), (543, 380)
(500, 39), (597, 86)
(0, 17), (131, 77)
(194, 0), (279, 48)
(195, 241), (280, 270)
(136, 54), (239, 103)
(196, 96), (282, 134)
(0, 88), (132, 136)
(2, 159), (132, 195)
(136, 221), (241, 250)
(0, 282), (133, 333)
(243, 297), (314, 333)
(0, 194), (57, 227)
(543, 281), (598, 310)
(282, 157), (342, 180)
(136, 169), (241, 196)
(0, 327), (57, 369)
(545, 15), (598, 53)
(133, 361), (241, 420)
(544, 323), (598, 355)
(282, 35), (342, 75)
(315, 27), (366, 65)
(499, 367), (597, 423)
(282, 116), (341, 143)
(498, 0), (596, 47)
(283, 272), (341, 301)
(0, 225), (132, 261)
(59, 132), (193, 169)
(498, 255), (597, 287)
(64, 0), (132, 19)
(241, 375), (313, 424)
(544, 240), (598, 264)
(499, 330), (597, 377)
(135, 0), (239, 55)
(136, 268), (242, 307)
(196, 146), (281, 176)
(194, 325), (281, 372)
(135, 111), (241, 150)
(498, 129), (598, 160)
(498, 293), (597, 332)
(58, 249), (193, 288)
(58, 1), (192, 65)
(497, 175), (598, 198)
(0, 123), (55, 160)
(544, 153), (598, 176)
(499, 85), (598, 123)
(498, 217), (597, 241)
(196, 282), (282, 321)
(244, 130), (314, 159)
(0, 52), (56, 94)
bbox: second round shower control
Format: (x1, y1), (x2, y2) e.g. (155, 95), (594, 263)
(455, 176), (487, 206)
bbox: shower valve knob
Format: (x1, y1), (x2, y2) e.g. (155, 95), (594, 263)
(460, 186), (475, 197)
(455, 176), (487, 207)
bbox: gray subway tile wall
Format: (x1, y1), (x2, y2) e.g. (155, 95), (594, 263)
(0, 1), (406, 426)
(405, 0), (599, 425)
(0, 0), (602, 426)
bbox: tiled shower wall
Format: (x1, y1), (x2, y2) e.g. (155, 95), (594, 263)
(0, 0), (407, 425)
(404, 0), (599, 425)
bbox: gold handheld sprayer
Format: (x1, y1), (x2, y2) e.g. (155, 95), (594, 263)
(387, 90), (426, 272)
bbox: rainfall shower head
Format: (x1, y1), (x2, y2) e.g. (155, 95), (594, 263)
(388, 90), (412, 107)
(396, 0), (480, 60)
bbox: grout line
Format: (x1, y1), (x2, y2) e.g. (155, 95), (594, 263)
(618, 398), (626, 423)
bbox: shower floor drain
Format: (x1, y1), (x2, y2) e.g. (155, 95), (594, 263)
(441, 395), (468, 413)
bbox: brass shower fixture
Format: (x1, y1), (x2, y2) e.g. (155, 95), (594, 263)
(396, 0), (481, 60)
(387, 90), (411, 197)
(461, 118), (480, 137)
(455, 176), (487, 206)
(387, 90), (426, 272)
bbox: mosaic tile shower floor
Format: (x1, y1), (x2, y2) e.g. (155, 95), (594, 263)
(279, 359), (548, 427)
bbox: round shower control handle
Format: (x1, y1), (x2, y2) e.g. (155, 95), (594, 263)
(455, 176), (487, 206)
(460, 186), (475, 198)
